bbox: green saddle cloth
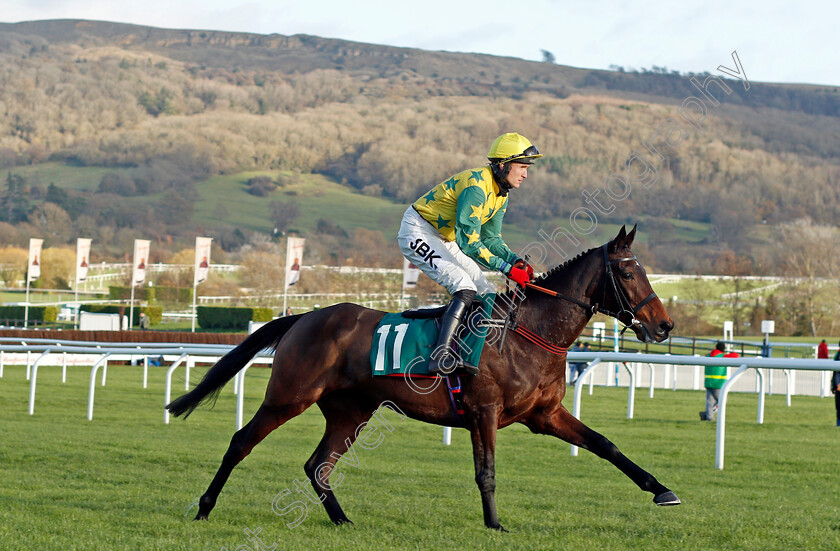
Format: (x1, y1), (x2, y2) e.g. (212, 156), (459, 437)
(370, 294), (495, 376)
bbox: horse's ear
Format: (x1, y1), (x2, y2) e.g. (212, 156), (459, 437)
(626, 224), (637, 248)
(610, 225), (627, 252)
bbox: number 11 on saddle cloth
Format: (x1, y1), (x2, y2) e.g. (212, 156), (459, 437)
(370, 294), (495, 376)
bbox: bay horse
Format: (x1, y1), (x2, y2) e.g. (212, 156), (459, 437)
(167, 225), (679, 530)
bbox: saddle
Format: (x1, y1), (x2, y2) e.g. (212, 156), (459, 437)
(400, 289), (524, 354)
(401, 299), (482, 320)
(400, 305), (447, 319)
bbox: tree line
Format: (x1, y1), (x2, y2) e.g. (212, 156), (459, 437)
(0, 26), (838, 283)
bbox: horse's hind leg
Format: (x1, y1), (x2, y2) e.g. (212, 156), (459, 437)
(195, 402), (309, 520)
(525, 404), (680, 506)
(303, 394), (377, 525)
(469, 407), (506, 531)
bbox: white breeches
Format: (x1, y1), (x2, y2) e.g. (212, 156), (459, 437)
(397, 207), (495, 296)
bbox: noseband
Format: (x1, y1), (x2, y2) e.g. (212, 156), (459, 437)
(526, 244), (658, 332)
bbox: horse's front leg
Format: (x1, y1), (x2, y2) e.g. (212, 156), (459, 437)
(524, 403), (680, 506)
(468, 407), (507, 531)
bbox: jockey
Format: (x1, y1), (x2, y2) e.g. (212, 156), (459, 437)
(397, 132), (541, 376)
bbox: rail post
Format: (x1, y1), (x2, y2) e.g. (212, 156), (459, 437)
(784, 369), (791, 406)
(756, 369), (765, 424)
(87, 354), (113, 421)
(622, 362), (636, 419)
(163, 353), (189, 424)
(648, 363), (655, 398)
(571, 358), (602, 457)
(185, 355), (195, 391)
(100, 355), (108, 386)
(716, 364), (749, 470)
(27, 349), (53, 415)
(235, 360), (256, 430)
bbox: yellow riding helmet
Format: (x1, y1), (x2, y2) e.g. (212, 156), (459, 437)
(487, 133), (543, 165)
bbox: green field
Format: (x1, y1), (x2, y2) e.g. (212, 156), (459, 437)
(651, 278), (771, 303)
(20, 162), (713, 255)
(2, 363), (839, 550)
(193, 171), (407, 236)
(10, 162), (118, 192)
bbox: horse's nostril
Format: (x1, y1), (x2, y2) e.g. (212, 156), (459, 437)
(658, 321), (674, 335)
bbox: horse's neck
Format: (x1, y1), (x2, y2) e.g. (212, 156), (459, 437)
(520, 254), (602, 349)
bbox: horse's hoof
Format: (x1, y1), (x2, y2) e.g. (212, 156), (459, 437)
(194, 513), (209, 521)
(487, 523), (509, 532)
(332, 517), (354, 526)
(653, 491), (681, 506)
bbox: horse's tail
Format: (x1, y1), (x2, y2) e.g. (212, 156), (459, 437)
(166, 314), (305, 419)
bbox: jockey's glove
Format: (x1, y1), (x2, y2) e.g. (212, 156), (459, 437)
(513, 258), (535, 280)
(506, 266), (531, 287)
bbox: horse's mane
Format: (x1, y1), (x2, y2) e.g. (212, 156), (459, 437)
(532, 246), (599, 284)
(493, 245), (602, 303)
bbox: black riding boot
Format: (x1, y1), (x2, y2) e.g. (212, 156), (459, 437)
(427, 290), (478, 376)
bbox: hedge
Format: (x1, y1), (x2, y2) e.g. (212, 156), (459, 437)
(252, 308), (274, 322)
(197, 306), (275, 330)
(143, 306), (163, 325)
(108, 286), (193, 304)
(0, 305), (58, 322)
(155, 287), (192, 303)
(108, 286), (152, 301)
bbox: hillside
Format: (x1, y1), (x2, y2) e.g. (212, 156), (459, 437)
(0, 19), (838, 276)
(4, 19), (839, 118)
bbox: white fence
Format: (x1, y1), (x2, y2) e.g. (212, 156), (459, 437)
(2, 338), (838, 470)
(565, 351), (839, 469)
(568, 350), (831, 397)
(0, 337), (270, 429)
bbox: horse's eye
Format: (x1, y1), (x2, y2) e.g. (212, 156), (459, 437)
(621, 271), (634, 280)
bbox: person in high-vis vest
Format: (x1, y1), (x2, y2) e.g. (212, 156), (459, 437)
(700, 341), (737, 421)
(397, 133), (541, 376)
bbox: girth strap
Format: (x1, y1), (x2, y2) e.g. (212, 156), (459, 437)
(445, 375), (466, 424)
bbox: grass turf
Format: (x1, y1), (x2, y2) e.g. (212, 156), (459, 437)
(1, 363), (839, 550)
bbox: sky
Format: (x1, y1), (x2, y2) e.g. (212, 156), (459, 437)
(1, 0), (838, 87)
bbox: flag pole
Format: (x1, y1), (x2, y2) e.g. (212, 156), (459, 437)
(24, 275), (31, 329)
(282, 236), (289, 314)
(129, 284), (135, 330)
(191, 282), (197, 332)
(74, 284), (79, 330)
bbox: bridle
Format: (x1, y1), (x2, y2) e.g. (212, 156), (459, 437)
(525, 244), (658, 333)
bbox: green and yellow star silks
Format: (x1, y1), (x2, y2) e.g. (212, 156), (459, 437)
(412, 166), (517, 272)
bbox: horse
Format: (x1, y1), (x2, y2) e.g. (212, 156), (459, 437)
(167, 225), (679, 530)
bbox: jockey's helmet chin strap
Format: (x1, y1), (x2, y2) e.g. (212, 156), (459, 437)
(490, 163), (512, 197)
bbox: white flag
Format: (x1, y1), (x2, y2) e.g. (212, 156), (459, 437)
(402, 257), (420, 291)
(76, 238), (92, 285)
(194, 236), (212, 286)
(285, 237), (305, 288)
(27, 238), (43, 283)
(132, 239), (151, 287)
